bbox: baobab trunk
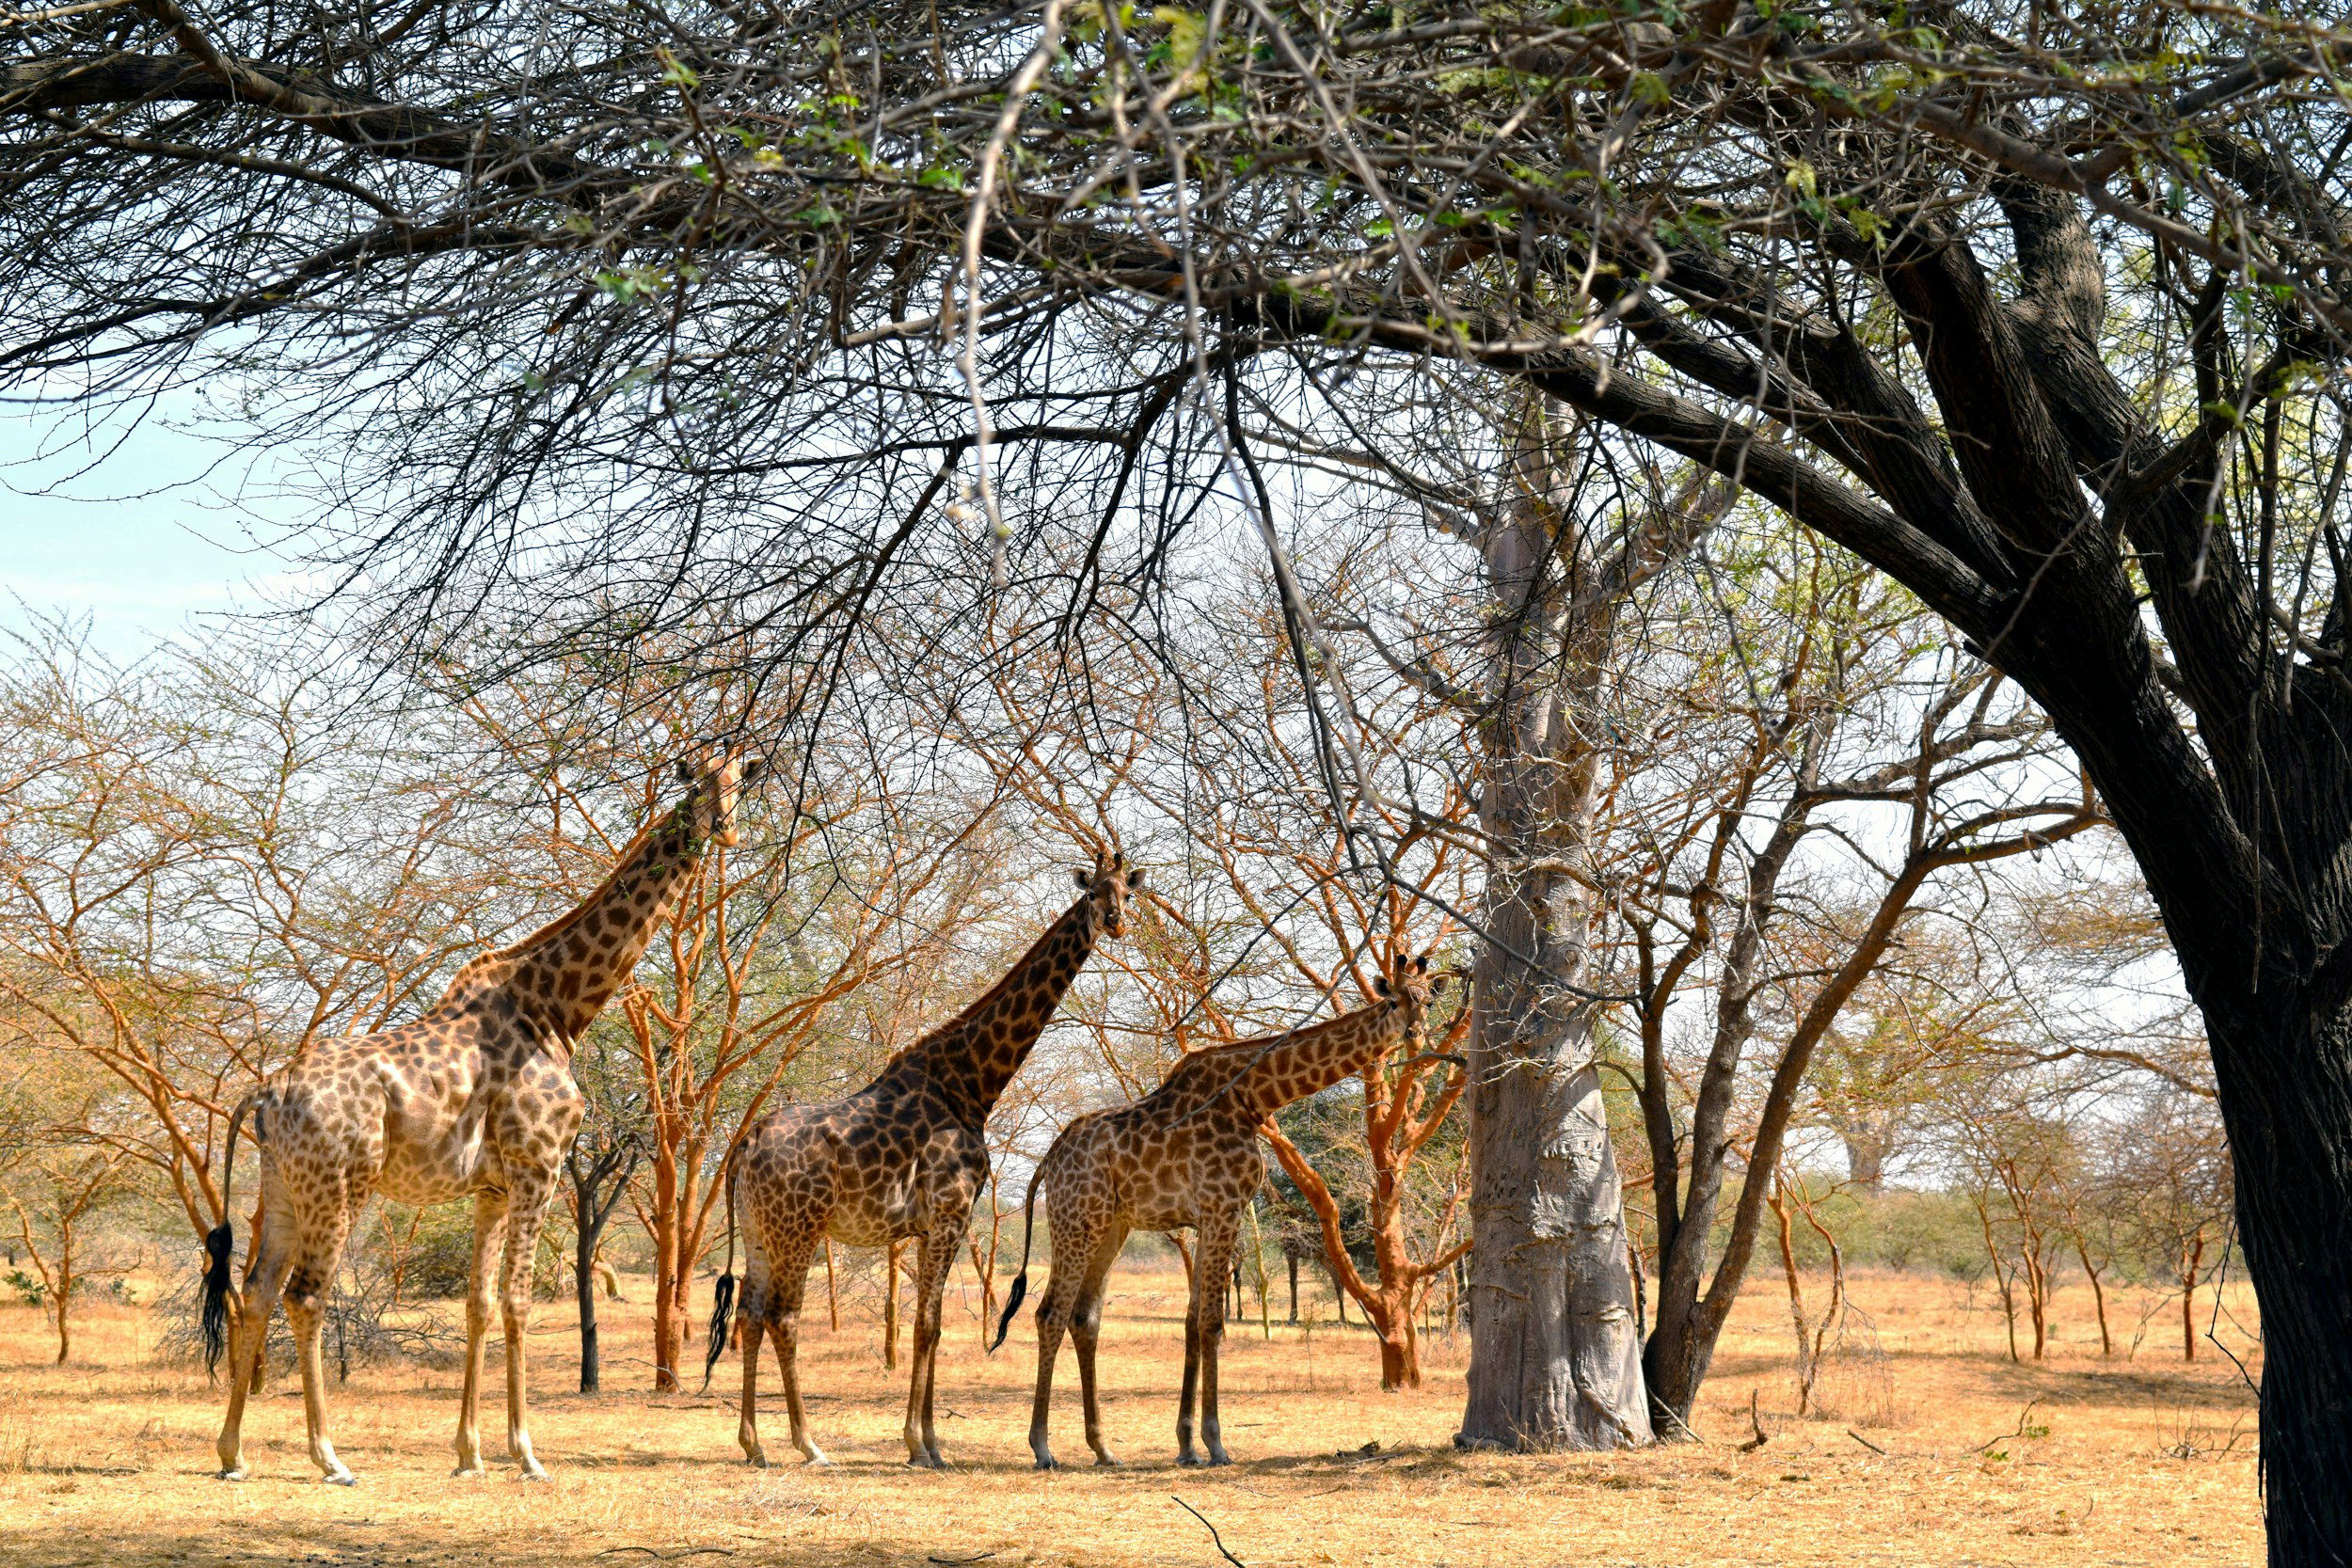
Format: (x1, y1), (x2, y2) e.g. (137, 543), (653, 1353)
(1456, 401), (1652, 1450)
(1458, 915), (1650, 1448)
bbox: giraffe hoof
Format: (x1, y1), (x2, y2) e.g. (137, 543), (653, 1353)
(322, 1470), (358, 1487)
(1094, 1454), (1123, 1468)
(1032, 1454), (1059, 1472)
(905, 1452), (946, 1471)
(215, 1466), (247, 1482)
(453, 1465), (487, 1480)
(518, 1465), (552, 1483)
(1177, 1452), (1206, 1467)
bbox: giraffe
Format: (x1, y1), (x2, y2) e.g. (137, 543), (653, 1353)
(705, 850), (1143, 1469)
(199, 747), (761, 1484)
(997, 951), (1443, 1469)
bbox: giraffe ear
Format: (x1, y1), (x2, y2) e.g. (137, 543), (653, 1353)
(675, 758), (694, 784)
(740, 756), (767, 784)
(1124, 867), (1144, 892)
(1413, 954), (1431, 974)
(1074, 867), (1092, 891)
(1375, 975), (1393, 999)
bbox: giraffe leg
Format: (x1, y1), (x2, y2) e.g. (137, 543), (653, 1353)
(735, 1267), (770, 1465)
(283, 1285), (356, 1485)
(453, 1190), (510, 1478)
(1175, 1246), (1204, 1465)
(764, 1236), (827, 1465)
(1025, 1239), (1083, 1470)
(902, 1228), (958, 1467)
(1186, 1215), (1239, 1466)
(498, 1175), (558, 1480)
(215, 1212), (294, 1481)
(1072, 1225), (1128, 1467)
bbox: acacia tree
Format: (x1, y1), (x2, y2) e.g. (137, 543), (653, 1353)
(0, 626), (515, 1255)
(18, 3), (2352, 1544)
(0, 1064), (142, 1364)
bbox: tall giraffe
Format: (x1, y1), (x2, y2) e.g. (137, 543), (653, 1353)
(200, 748), (761, 1483)
(706, 850), (1142, 1468)
(998, 951), (1443, 1469)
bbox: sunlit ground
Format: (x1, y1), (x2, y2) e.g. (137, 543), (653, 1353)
(0, 1258), (2261, 1566)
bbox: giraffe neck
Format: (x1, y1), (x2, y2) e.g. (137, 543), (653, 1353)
(455, 792), (709, 1046)
(897, 891), (1099, 1125)
(1230, 999), (1408, 1117)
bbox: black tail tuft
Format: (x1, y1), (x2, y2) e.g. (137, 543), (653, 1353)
(200, 1223), (235, 1377)
(989, 1272), (1029, 1354)
(701, 1272), (737, 1390)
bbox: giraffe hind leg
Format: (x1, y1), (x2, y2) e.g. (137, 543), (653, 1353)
(284, 1283), (356, 1485)
(1025, 1247), (1081, 1469)
(215, 1213), (295, 1481)
(761, 1235), (827, 1465)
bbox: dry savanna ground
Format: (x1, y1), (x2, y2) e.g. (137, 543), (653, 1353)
(0, 1257), (2261, 1567)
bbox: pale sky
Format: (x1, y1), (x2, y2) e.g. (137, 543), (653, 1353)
(2, 404), (303, 655)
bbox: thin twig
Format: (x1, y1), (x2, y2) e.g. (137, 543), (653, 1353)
(595, 1549), (737, 1560)
(1846, 1429), (1888, 1456)
(1737, 1389), (1768, 1453)
(1172, 1495), (1247, 1568)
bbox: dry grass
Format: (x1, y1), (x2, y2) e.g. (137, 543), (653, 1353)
(0, 1258), (2262, 1566)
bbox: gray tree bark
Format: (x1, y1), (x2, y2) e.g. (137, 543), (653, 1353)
(1455, 402), (1678, 1450)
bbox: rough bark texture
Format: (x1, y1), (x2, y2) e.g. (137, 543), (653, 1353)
(1456, 404), (1654, 1450)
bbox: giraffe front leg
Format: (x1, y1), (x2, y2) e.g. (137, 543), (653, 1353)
(1175, 1292), (1202, 1465)
(499, 1176), (558, 1481)
(453, 1191), (508, 1478)
(903, 1230), (957, 1468)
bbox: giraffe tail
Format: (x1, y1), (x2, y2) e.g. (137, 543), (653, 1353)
(200, 1094), (254, 1378)
(701, 1144), (743, 1391)
(989, 1141), (1058, 1354)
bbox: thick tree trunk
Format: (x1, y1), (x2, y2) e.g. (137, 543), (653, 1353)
(1457, 401), (1652, 1450)
(2195, 990), (2352, 1560)
(1458, 968), (1649, 1449)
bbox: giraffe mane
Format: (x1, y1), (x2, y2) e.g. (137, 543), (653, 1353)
(878, 888), (1089, 1070)
(430, 799), (685, 1009)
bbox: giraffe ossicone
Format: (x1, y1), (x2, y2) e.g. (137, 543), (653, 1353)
(199, 747), (761, 1484)
(1001, 949), (1445, 1470)
(706, 849), (1142, 1469)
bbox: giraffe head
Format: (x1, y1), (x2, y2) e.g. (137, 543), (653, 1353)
(1375, 950), (1447, 1044)
(673, 744), (765, 849)
(1072, 848), (1145, 940)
